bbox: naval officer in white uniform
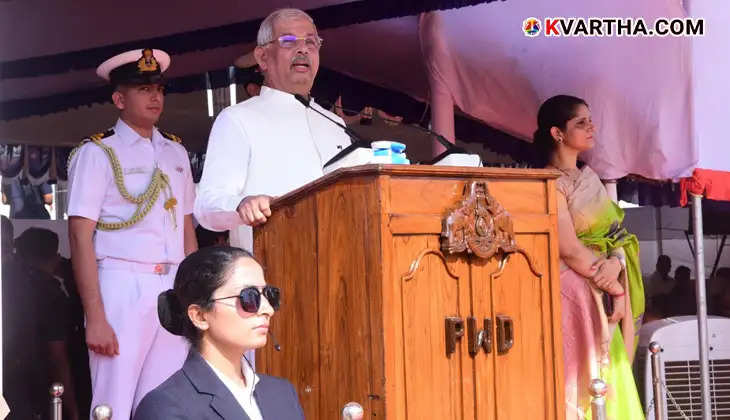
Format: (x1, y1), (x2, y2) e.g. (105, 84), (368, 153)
(67, 48), (198, 419)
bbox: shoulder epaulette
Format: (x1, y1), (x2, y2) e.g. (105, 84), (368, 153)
(160, 130), (182, 144)
(67, 129), (115, 171)
(82, 129), (115, 144)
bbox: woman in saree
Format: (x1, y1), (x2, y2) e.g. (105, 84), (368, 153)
(533, 95), (645, 419)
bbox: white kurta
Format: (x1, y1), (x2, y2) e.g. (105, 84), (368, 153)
(194, 86), (351, 251)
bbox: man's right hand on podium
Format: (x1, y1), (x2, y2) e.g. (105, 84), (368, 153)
(238, 195), (273, 226)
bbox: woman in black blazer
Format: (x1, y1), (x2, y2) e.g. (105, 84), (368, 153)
(134, 246), (305, 420)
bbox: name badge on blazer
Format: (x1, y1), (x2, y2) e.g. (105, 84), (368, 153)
(124, 166), (153, 175)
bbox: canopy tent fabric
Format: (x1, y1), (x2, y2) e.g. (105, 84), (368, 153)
(687, 0), (730, 175)
(680, 169), (730, 207)
(0, 0), (489, 115)
(626, 0), (730, 205)
(423, 0), (699, 180)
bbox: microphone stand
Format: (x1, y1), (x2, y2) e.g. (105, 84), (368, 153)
(325, 100), (473, 165)
(413, 127), (470, 166)
(293, 94), (372, 169)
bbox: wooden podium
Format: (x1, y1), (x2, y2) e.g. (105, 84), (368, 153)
(254, 165), (564, 419)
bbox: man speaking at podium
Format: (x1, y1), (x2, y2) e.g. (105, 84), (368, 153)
(194, 8), (351, 251)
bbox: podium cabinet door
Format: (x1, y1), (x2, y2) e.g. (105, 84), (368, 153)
(489, 233), (561, 420)
(470, 255), (498, 420)
(394, 234), (476, 420)
(254, 196), (322, 419)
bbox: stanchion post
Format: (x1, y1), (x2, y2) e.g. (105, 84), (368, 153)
(50, 382), (64, 420)
(649, 341), (665, 420)
(342, 401), (364, 420)
(92, 404), (113, 420)
(590, 378), (608, 420)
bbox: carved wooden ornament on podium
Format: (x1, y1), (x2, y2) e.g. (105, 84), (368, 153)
(441, 181), (542, 276)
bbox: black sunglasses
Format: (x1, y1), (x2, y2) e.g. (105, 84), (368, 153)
(209, 286), (281, 313)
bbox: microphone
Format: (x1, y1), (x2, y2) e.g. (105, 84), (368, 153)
(380, 116), (473, 165)
(326, 100), (480, 167)
(269, 328), (281, 352)
(293, 94), (372, 169)
(413, 127), (471, 165)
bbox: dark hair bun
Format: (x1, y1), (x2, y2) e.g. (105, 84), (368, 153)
(532, 95), (588, 168)
(165, 246), (255, 346)
(157, 289), (186, 336)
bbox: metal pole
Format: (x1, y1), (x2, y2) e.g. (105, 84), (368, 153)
(655, 206), (664, 256)
(342, 402), (364, 420)
(50, 382), (64, 420)
(709, 234), (727, 280)
(649, 342), (665, 420)
(590, 379), (608, 420)
(92, 404), (113, 420)
(691, 193), (712, 420)
(0, 175), (4, 396)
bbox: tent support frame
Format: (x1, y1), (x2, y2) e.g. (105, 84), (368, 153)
(691, 193), (712, 420)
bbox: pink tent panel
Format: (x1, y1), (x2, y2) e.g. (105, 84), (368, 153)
(422, 0), (696, 180)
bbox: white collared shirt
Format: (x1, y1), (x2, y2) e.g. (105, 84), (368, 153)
(67, 118), (195, 264)
(205, 358), (263, 420)
(194, 86), (351, 251)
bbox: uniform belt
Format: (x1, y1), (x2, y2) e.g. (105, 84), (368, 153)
(98, 258), (174, 275)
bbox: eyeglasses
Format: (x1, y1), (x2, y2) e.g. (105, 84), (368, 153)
(209, 285), (281, 313)
(264, 34), (323, 51)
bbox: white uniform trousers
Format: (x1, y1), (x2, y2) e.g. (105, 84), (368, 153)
(88, 264), (188, 419)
